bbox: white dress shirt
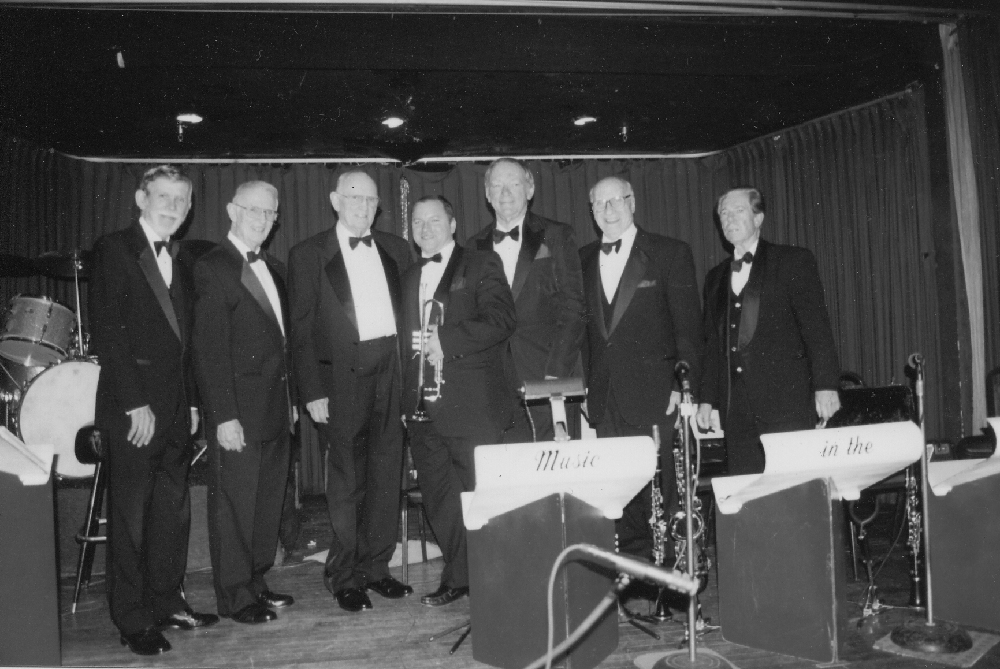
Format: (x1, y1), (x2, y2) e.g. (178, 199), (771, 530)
(139, 217), (172, 288)
(730, 238), (760, 296)
(599, 224), (638, 303)
(229, 233), (285, 337)
(493, 214), (525, 288)
(419, 240), (455, 310)
(336, 223), (397, 340)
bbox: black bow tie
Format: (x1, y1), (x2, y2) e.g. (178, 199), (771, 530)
(732, 252), (754, 271)
(600, 239), (622, 255)
(246, 250), (264, 263)
(349, 234), (373, 249)
(419, 253), (442, 266)
(492, 226), (520, 244)
(153, 240), (174, 256)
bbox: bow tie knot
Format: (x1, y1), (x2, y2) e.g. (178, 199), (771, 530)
(349, 234), (373, 249)
(492, 226), (520, 244)
(419, 253), (443, 266)
(246, 250), (264, 263)
(600, 239), (622, 255)
(732, 252), (754, 271)
(153, 240), (174, 256)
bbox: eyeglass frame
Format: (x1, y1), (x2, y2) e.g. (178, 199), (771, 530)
(338, 193), (381, 208)
(591, 194), (633, 213)
(232, 202), (279, 222)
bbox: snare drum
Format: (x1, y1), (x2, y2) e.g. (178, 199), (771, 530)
(18, 359), (101, 478)
(0, 296), (76, 366)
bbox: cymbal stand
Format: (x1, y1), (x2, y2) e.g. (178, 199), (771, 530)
(72, 250), (87, 357)
(889, 354), (972, 654)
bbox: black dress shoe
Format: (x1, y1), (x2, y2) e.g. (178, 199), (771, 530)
(120, 628), (171, 656)
(365, 576), (414, 599)
(225, 602), (277, 624)
(258, 590), (295, 608)
(334, 587), (373, 612)
(420, 585), (469, 607)
(156, 606), (220, 631)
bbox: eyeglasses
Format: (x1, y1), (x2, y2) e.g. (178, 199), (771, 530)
(233, 202), (278, 222)
(591, 194), (632, 213)
(339, 193), (380, 208)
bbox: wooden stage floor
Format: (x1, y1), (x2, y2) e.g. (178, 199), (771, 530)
(60, 496), (1000, 669)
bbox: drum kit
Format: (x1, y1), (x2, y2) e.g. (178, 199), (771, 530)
(0, 250), (100, 478)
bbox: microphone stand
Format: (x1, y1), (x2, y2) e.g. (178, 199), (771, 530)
(677, 365), (702, 665)
(889, 354), (972, 654)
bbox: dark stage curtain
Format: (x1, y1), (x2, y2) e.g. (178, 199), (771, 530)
(959, 18), (1000, 380)
(0, 85), (941, 491)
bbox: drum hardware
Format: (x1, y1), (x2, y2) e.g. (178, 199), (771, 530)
(407, 299), (444, 424)
(888, 353), (973, 654)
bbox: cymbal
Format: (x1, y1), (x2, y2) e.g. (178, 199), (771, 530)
(34, 250), (93, 279)
(0, 253), (38, 278)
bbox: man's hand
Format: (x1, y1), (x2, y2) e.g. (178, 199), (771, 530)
(815, 390), (841, 426)
(306, 398), (329, 424)
(127, 406), (155, 447)
(695, 403), (714, 431)
(190, 407), (200, 435)
(665, 390), (681, 416)
(217, 419), (245, 452)
(425, 325), (444, 366)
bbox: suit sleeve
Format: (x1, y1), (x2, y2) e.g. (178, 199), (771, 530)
(544, 225), (586, 378)
(89, 236), (147, 414)
(439, 253), (516, 360)
(665, 241), (703, 394)
(192, 259), (240, 427)
(788, 249), (841, 391)
(287, 243), (326, 405)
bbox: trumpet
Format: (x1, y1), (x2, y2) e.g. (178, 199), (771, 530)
(408, 299), (445, 423)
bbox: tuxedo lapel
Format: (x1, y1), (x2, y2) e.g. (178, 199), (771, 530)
(608, 233), (648, 336)
(433, 245), (463, 310)
(510, 217), (543, 301)
(324, 249), (358, 336)
(582, 247), (609, 341)
(375, 241), (403, 325)
(738, 240), (767, 349)
(134, 234), (181, 342)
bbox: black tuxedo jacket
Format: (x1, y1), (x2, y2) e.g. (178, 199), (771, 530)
(287, 227), (413, 416)
(192, 238), (295, 442)
(581, 227), (702, 427)
(90, 222), (197, 435)
(468, 212), (585, 382)
(401, 246), (517, 441)
(699, 239), (840, 428)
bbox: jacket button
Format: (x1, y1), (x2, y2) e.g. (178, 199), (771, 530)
(735, 302), (741, 308)
(731, 347), (737, 352)
(736, 366), (743, 373)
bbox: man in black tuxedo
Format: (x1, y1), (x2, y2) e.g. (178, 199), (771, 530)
(402, 196), (516, 606)
(192, 181), (297, 624)
(696, 187), (840, 475)
(287, 171), (414, 612)
(90, 165), (218, 656)
(468, 159), (585, 442)
(580, 176), (702, 559)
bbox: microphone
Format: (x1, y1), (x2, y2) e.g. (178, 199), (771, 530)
(674, 360), (691, 392)
(571, 544), (699, 595)
(908, 353), (924, 370)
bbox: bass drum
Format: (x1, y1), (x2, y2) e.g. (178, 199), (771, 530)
(19, 359), (100, 478)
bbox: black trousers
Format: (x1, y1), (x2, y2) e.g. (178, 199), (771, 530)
(594, 387), (678, 561)
(408, 420), (502, 590)
(207, 430), (290, 615)
(321, 336), (404, 592)
(724, 378), (815, 476)
(105, 409), (191, 635)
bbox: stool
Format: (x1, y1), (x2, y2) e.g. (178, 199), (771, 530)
(71, 426), (107, 613)
(400, 447), (428, 585)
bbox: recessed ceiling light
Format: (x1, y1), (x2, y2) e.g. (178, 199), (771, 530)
(574, 116), (597, 126)
(176, 113), (203, 124)
(382, 116), (405, 129)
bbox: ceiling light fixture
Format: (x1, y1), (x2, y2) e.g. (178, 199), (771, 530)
(382, 116), (405, 129)
(176, 113), (203, 143)
(574, 116), (597, 126)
